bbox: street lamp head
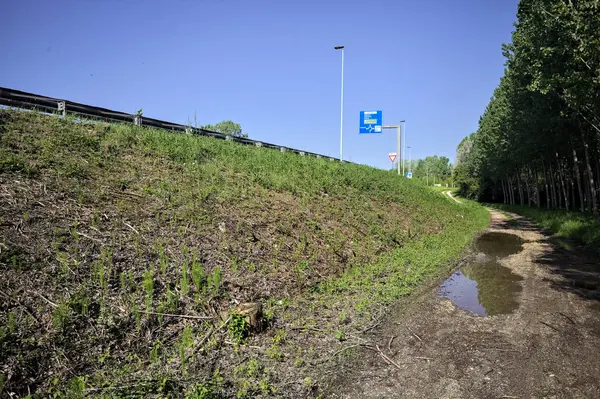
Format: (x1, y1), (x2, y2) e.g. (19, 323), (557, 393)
(334, 46), (345, 50)
(399, 120), (406, 122)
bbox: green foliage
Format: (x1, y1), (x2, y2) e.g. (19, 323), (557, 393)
(180, 262), (190, 296)
(208, 266), (222, 296)
(143, 269), (154, 310)
(493, 205), (600, 249)
(228, 313), (249, 346)
(456, 0), (600, 213)
(191, 260), (206, 293)
(202, 120), (247, 138)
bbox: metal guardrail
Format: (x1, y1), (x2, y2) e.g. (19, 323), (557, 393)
(0, 87), (341, 162)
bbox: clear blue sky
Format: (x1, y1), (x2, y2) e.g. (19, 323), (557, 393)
(2, 0), (518, 169)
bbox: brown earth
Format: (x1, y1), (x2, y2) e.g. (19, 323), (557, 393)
(325, 210), (600, 398)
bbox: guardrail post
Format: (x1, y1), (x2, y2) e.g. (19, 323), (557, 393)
(185, 127), (192, 135)
(330, 157), (335, 161)
(280, 147), (286, 153)
(225, 135), (233, 141)
(57, 101), (66, 117)
(255, 142), (263, 147)
(316, 155), (321, 159)
(134, 115), (142, 126)
(299, 151), (305, 156)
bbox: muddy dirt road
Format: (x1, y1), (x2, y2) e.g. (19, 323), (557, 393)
(326, 210), (600, 398)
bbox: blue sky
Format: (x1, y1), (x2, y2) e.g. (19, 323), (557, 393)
(2, 0), (518, 169)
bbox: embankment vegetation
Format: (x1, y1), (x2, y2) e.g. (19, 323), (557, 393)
(0, 109), (487, 397)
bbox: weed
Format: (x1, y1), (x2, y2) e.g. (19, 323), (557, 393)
(7, 312), (16, 334)
(180, 262), (190, 296)
(52, 301), (70, 330)
(208, 266), (222, 296)
(150, 340), (161, 363)
(228, 313), (249, 346)
(143, 269), (154, 310)
(335, 331), (346, 342)
(191, 260), (205, 293)
(179, 325), (194, 370)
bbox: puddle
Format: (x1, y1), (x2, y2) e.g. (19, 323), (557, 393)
(475, 232), (523, 258)
(439, 232), (524, 316)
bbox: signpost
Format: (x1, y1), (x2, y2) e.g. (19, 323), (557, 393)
(406, 172), (413, 179)
(359, 111), (383, 134)
(388, 153), (397, 163)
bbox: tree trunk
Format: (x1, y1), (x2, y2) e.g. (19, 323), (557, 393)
(525, 175), (531, 206)
(581, 129), (598, 214)
(509, 177), (515, 205)
(502, 180), (508, 204)
(543, 163), (550, 209)
(558, 158), (570, 211)
(585, 170), (592, 212)
(516, 169), (524, 206)
(549, 163), (558, 209)
(573, 146), (585, 212)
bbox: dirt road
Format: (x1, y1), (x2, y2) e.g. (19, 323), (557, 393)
(443, 190), (462, 204)
(326, 210), (600, 398)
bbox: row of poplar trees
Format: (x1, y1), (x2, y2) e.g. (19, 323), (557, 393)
(454, 0), (600, 215)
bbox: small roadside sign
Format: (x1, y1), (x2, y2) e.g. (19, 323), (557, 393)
(388, 153), (397, 163)
(406, 172), (413, 179)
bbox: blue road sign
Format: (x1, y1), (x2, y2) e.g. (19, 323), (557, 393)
(406, 172), (413, 179)
(359, 110), (383, 134)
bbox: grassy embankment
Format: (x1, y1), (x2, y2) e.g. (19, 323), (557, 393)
(0, 110), (488, 398)
(492, 204), (600, 249)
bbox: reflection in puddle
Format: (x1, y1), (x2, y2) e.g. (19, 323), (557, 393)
(439, 232), (525, 316)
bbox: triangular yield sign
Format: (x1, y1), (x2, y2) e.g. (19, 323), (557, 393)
(388, 153), (397, 163)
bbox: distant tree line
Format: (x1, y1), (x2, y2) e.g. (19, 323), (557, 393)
(394, 156), (453, 185)
(454, 0), (600, 215)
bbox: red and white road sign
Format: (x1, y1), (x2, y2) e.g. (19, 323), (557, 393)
(388, 153), (397, 163)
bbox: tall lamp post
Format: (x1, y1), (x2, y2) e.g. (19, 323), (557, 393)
(407, 146), (412, 174)
(398, 120), (405, 175)
(334, 45), (345, 161)
(401, 120), (407, 176)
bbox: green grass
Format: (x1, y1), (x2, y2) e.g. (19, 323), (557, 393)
(0, 109), (488, 398)
(493, 204), (600, 249)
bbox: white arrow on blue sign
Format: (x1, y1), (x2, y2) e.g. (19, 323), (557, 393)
(359, 110), (382, 134)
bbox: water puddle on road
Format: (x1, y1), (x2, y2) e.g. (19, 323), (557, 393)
(439, 232), (525, 316)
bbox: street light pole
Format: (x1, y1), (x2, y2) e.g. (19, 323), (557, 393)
(334, 46), (345, 161)
(408, 146), (412, 173)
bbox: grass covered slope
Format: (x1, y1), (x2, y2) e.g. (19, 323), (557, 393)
(0, 110), (488, 397)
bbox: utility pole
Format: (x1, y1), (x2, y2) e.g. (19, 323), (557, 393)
(402, 121), (407, 177)
(334, 46), (345, 161)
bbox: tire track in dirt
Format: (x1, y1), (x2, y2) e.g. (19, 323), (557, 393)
(325, 210), (600, 398)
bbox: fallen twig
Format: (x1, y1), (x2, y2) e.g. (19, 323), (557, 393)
(140, 310), (213, 320)
(0, 290), (41, 325)
(375, 345), (403, 370)
(30, 290), (58, 308)
(77, 231), (102, 243)
(413, 356), (432, 361)
(124, 222), (140, 235)
(558, 312), (575, 325)
(540, 321), (561, 333)
(388, 336), (395, 353)
(359, 318), (382, 334)
(332, 344), (362, 358)
(406, 326), (423, 342)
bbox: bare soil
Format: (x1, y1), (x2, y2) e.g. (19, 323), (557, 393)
(325, 210), (600, 398)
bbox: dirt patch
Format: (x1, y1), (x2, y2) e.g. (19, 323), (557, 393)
(325, 210), (600, 398)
